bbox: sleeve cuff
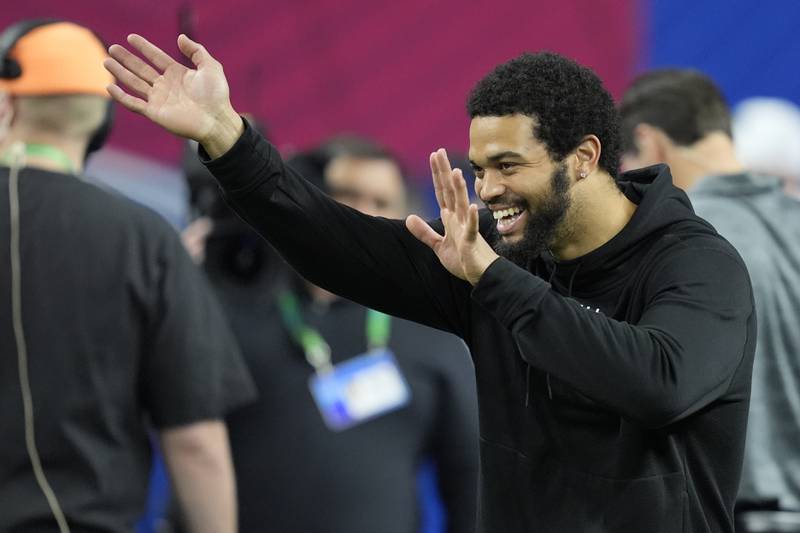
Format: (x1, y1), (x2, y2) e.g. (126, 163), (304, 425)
(200, 117), (275, 193)
(471, 257), (550, 328)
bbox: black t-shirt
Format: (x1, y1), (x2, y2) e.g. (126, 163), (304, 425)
(0, 167), (255, 532)
(214, 273), (479, 533)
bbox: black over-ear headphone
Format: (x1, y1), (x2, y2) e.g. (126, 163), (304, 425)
(0, 19), (115, 157)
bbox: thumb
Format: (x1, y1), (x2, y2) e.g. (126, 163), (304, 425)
(177, 34), (215, 69)
(406, 215), (443, 251)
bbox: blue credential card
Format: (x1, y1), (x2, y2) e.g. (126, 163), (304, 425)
(308, 348), (411, 431)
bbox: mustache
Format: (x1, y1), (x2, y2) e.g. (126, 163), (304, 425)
(484, 196), (528, 209)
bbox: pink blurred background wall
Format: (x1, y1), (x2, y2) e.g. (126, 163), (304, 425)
(1, 0), (639, 176)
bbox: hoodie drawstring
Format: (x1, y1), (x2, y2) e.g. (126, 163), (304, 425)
(566, 263), (581, 299)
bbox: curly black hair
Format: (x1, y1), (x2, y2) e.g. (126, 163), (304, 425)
(467, 52), (621, 177)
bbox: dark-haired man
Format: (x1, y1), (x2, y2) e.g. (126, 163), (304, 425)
(620, 69), (800, 521)
(106, 35), (756, 533)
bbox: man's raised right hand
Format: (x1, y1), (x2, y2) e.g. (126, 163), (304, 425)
(104, 34), (243, 159)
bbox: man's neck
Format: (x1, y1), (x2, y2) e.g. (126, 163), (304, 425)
(668, 133), (745, 191)
(551, 173), (638, 261)
(1, 133), (86, 174)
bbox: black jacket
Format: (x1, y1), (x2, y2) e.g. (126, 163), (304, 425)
(205, 122), (756, 533)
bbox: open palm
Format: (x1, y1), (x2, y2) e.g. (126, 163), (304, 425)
(104, 34), (235, 145)
(406, 149), (499, 285)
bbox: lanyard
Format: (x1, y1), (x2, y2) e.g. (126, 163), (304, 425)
(276, 290), (392, 374)
(1, 143), (75, 174)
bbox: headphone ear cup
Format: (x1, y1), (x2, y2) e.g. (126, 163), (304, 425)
(0, 18), (60, 79)
(0, 57), (21, 78)
(85, 99), (114, 157)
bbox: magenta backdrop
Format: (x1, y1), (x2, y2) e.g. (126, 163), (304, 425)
(1, 0), (639, 176)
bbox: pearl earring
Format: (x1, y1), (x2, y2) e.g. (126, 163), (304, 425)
(579, 171), (587, 178)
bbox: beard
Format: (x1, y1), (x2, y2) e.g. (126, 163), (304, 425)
(487, 162), (571, 268)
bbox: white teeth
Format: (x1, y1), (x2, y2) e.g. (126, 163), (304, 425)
(492, 207), (522, 220)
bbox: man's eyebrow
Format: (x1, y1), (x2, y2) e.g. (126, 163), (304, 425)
(487, 151), (525, 161)
(470, 151), (526, 167)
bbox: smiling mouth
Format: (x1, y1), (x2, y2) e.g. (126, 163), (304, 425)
(492, 206), (526, 235)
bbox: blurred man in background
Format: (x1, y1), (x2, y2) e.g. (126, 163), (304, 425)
(182, 134), (479, 533)
(733, 97), (800, 200)
(0, 20), (254, 533)
(620, 69), (800, 527)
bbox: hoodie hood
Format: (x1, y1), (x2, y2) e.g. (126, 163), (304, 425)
(541, 164), (714, 296)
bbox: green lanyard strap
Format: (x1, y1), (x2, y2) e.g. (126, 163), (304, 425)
(365, 308), (391, 350)
(1, 143), (75, 174)
(276, 291), (332, 372)
(276, 291), (392, 372)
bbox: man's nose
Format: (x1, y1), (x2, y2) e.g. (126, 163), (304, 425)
(477, 170), (505, 203)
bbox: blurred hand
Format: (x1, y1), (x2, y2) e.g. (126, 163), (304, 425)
(104, 34), (243, 158)
(406, 149), (498, 285)
(181, 217), (214, 264)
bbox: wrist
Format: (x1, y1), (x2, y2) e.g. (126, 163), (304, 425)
(467, 248), (500, 286)
(199, 106), (244, 159)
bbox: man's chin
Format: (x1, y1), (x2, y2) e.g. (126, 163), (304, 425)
(491, 236), (533, 267)
(489, 231), (520, 248)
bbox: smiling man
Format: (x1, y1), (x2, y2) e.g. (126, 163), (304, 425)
(105, 36), (756, 533)
(463, 82), (637, 268)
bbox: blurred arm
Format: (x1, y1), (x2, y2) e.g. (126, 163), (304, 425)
(160, 420), (237, 533)
(203, 121), (472, 336)
(105, 34), (470, 335)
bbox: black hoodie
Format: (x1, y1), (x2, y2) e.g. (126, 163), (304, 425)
(205, 122), (755, 533)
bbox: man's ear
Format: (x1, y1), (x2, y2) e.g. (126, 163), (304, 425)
(573, 134), (601, 179)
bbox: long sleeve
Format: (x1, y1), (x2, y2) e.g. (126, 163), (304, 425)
(203, 121), (471, 336)
(471, 245), (754, 430)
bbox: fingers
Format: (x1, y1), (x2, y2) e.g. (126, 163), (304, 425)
(177, 34), (216, 69)
(430, 152), (445, 209)
(406, 215), (444, 250)
(432, 147), (469, 222)
(108, 43), (160, 85)
(437, 150), (456, 210)
(106, 84), (147, 114)
(430, 150), (454, 211)
(103, 57), (151, 97)
(466, 204), (480, 242)
(452, 168), (470, 219)
(127, 34), (176, 72)
(430, 148), (456, 211)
